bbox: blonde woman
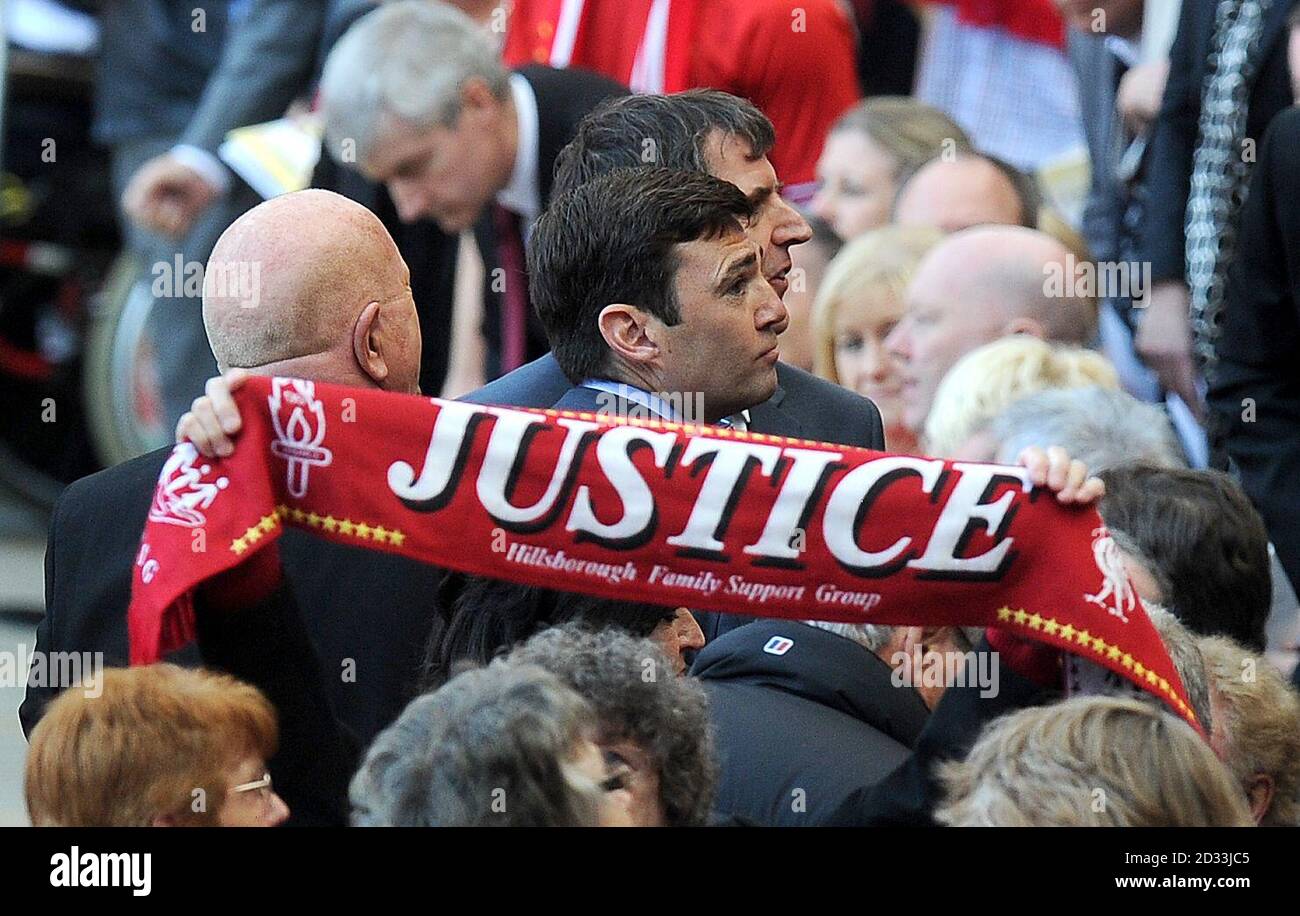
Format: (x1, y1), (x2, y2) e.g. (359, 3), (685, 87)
(1200, 635), (1300, 827)
(812, 226), (944, 455)
(923, 335), (1119, 459)
(936, 695), (1253, 827)
(811, 97), (972, 241)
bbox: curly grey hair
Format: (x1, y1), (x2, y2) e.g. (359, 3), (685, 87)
(508, 623), (718, 826)
(350, 661), (602, 826)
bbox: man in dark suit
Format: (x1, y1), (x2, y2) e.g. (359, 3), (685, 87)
(317, 1), (628, 379)
(527, 167), (792, 426)
(522, 160), (890, 641)
(457, 90), (877, 640)
(20, 190), (440, 760)
(1208, 107), (1300, 599)
(1134, 0), (1297, 406)
(118, 0), (452, 397)
(464, 90), (886, 450)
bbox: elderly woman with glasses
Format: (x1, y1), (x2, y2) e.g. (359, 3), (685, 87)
(25, 664), (290, 827)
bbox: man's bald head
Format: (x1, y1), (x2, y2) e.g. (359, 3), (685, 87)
(918, 226), (1096, 343)
(202, 189), (421, 393)
(885, 225), (1098, 431)
(893, 154), (1032, 232)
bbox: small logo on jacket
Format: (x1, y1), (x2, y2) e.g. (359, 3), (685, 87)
(762, 636), (794, 656)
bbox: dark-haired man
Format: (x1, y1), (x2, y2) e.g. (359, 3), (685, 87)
(529, 168), (781, 425)
(462, 91), (884, 454)
(1099, 464), (1272, 651)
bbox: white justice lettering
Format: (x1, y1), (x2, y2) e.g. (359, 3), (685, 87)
(823, 456), (945, 573)
(742, 447), (842, 561)
(665, 438), (783, 554)
(387, 400), (486, 506)
(477, 410), (600, 525)
(908, 462), (1031, 576)
(566, 425), (677, 544)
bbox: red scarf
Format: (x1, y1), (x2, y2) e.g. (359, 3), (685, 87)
(129, 377), (1198, 731)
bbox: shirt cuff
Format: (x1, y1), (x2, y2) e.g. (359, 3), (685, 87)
(170, 144), (231, 195)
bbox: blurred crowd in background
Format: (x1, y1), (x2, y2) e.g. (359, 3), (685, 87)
(6, 0), (1300, 828)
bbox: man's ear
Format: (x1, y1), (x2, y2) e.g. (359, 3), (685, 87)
(460, 76), (501, 121)
(353, 301), (390, 386)
(597, 304), (658, 368)
(1003, 316), (1048, 339)
(1246, 773), (1274, 824)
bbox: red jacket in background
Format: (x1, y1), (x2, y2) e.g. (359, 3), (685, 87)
(503, 0), (861, 197)
(924, 0), (1066, 48)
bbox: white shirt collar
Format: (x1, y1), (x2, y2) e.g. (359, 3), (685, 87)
(580, 379), (750, 427)
(1103, 35), (1140, 69)
(496, 73), (541, 229)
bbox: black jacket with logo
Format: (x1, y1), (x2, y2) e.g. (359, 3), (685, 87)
(691, 620), (929, 826)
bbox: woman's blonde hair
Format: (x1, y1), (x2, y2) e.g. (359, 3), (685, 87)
(936, 695), (1253, 827)
(830, 97), (973, 185)
(26, 664), (277, 826)
(1199, 636), (1300, 826)
(923, 335), (1118, 457)
(811, 225), (943, 384)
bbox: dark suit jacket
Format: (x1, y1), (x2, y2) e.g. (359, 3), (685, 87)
(21, 445), (442, 744)
(1137, 0), (1297, 284)
(197, 579), (358, 826)
(483, 361), (886, 638)
(692, 620), (929, 826)
(466, 354), (886, 450)
(1207, 107), (1300, 596)
(1067, 28), (1130, 269)
(473, 66), (629, 377)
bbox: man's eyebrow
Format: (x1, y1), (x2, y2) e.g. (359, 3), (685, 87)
(715, 250), (759, 287)
(391, 158), (421, 178)
(745, 184), (775, 208)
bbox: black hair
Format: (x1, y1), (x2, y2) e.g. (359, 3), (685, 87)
(553, 89), (776, 198)
(1099, 464), (1272, 651)
(420, 576), (678, 690)
(528, 166), (754, 383)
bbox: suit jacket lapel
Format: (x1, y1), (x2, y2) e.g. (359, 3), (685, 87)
(748, 382), (803, 439)
(518, 67), (561, 207)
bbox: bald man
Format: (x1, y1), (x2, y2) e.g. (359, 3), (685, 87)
(22, 191), (441, 773)
(885, 225), (1099, 433)
(201, 188), (422, 402)
(893, 154), (1034, 233)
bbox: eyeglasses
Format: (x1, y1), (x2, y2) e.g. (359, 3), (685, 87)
(230, 772), (274, 810)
